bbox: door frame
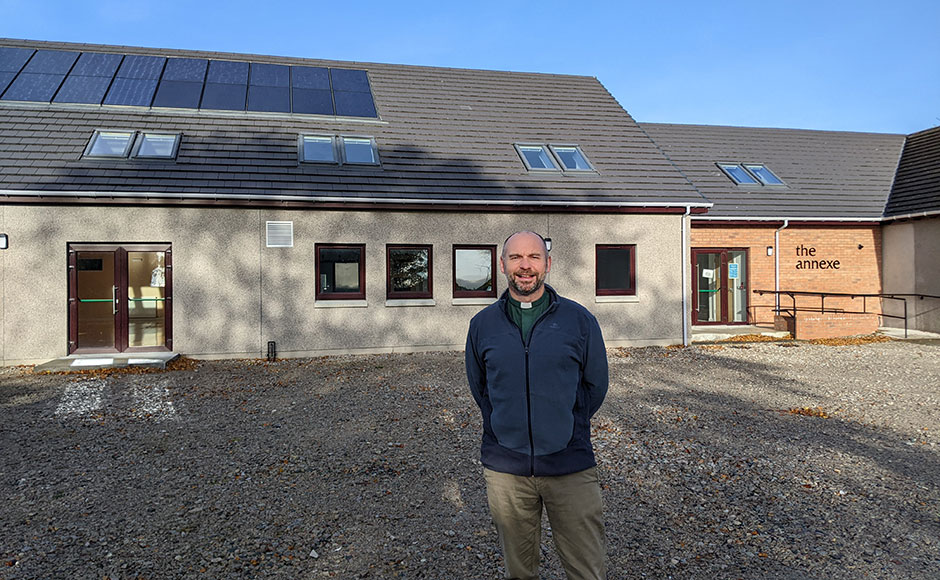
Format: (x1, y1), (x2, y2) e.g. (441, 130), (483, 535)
(691, 247), (750, 325)
(67, 243), (173, 354)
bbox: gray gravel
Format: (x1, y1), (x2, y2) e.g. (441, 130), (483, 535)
(1, 340), (938, 579)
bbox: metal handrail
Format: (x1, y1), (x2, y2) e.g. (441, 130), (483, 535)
(752, 290), (940, 339)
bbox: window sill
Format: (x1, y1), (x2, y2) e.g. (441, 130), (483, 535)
(452, 297), (498, 306)
(595, 295), (639, 304)
(385, 299), (436, 307)
(314, 299), (368, 308)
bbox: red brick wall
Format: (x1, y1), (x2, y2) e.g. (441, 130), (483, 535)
(691, 224), (883, 327)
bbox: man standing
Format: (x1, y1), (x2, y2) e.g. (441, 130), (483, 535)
(465, 231), (609, 580)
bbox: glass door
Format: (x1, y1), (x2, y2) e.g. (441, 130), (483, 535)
(692, 249), (748, 325)
(68, 244), (172, 354)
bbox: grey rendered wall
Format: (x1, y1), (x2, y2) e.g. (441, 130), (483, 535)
(0, 206), (684, 365)
(0, 206), (262, 365)
(882, 218), (940, 332)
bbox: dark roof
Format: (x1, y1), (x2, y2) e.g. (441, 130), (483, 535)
(641, 122), (906, 220)
(884, 125), (940, 218)
(0, 39), (708, 212)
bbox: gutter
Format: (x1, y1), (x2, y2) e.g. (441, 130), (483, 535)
(774, 220), (789, 315)
(681, 206), (691, 346)
(0, 189), (714, 210)
(881, 209), (940, 221)
(693, 215), (881, 223)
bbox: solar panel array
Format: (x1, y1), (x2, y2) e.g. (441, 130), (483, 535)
(0, 47), (378, 118)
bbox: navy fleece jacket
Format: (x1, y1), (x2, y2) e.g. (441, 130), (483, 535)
(465, 285), (608, 477)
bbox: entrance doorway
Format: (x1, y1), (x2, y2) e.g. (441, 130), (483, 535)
(68, 244), (172, 354)
(692, 249), (748, 324)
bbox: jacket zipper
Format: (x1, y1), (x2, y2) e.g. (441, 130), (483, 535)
(517, 299), (556, 477)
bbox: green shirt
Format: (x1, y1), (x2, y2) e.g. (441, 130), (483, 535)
(507, 292), (550, 344)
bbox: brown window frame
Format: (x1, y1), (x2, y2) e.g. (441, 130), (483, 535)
(386, 244), (433, 299)
(315, 243), (366, 300)
(595, 244), (637, 296)
(453, 244), (498, 299)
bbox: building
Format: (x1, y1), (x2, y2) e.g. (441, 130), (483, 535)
(0, 38), (710, 366)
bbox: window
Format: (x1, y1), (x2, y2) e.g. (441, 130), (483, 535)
(387, 245), (432, 299)
(717, 163), (759, 185)
(300, 135), (337, 163)
(516, 144), (558, 170)
(453, 245), (497, 298)
(743, 164), (785, 186)
(342, 136), (379, 165)
(84, 130), (135, 158)
(132, 133), (180, 159)
(550, 145), (593, 171)
(596, 245), (636, 296)
(316, 244), (365, 300)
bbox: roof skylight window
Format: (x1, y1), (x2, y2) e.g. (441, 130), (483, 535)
(550, 145), (594, 171)
(133, 133), (180, 159)
(342, 136), (380, 165)
(717, 163), (759, 185)
(84, 130), (135, 158)
(516, 145), (558, 170)
(300, 135), (337, 163)
(743, 164), (785, 186)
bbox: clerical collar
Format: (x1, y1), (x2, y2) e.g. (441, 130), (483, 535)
(509, 292), (549, 310)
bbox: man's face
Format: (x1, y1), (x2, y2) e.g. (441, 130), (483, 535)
(500, 232), (551, 300)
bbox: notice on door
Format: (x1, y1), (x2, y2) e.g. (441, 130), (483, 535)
(728, 263), (739, 279)
(702, 269), (714, 279)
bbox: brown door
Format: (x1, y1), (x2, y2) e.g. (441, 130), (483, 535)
(68, 244), (172, 354)
(692, 249), (748, 325)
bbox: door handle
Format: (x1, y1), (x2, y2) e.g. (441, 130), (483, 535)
(112, 286), (118, 315)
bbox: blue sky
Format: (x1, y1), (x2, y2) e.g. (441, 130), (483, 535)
(2, 0), (938, 134)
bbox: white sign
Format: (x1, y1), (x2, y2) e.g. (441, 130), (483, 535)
(728, 263), (739, 279)
(702, 269), (715, 279)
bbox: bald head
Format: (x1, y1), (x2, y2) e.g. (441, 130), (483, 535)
(501, 231), (548, 260)
(500, 230), (551, 301)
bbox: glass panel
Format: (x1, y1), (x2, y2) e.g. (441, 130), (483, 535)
(88, 131), (134, 157)
(1, 73), (65, 102)
(103, 77), (159, 106)
(247, 84), (290, 112)
(302, 136), (336, 162)
(135, 134), (178, 158)
(206, 60), (249, 84)
(597, 247), (632, 293)
(343, 138), (377, 164)
(22, 50), (79, 74)
(54, 75), (112, 104)
(116, 55), (165, 79)
(152, 80), (203, 108)
(333, 90), (377, 117)
(292, 66), (331, 90)
(201, 82), (247, 110)
(744, 164), (784, 185)
(162, 58), (207, 82)
(70, 52), (123, 77)
(292, 88), (334, 115)
(389, 248), (429, 294)
(696, 253), (722, 323)
(127, 252), (166, 348)
(0, 47), (34, 73)
(727, 251), (747, 323)
(0, 71), (16, 95)
(553, 146), (591, 170)
(719, 163), (758, 185)
(519, 146), (557, 170)
(330, 68), (371, 92)
(455, 248), (493, 294)
(319, 247), (362, 294)
(77, 251), (115, 349)
(250, 63), (289, 87)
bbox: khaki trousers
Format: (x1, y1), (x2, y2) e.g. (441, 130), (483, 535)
(484, 467), (607, 580)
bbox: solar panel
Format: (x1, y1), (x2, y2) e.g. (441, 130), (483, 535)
(163, 58), (207, 82)
(153, 80), (203, 108)
(291, 66), (330, 90)
(292, 88), (333, 115)
(1, 72), (65, 102)
(116, 55), (165, 79)
(54, 75), (112, 104)
(0, 47), (34, 73)
(201, 82), (247, 110)
(250, 63), (289, 87)
(23, 50), (79, 75)
(330, 69), (370, 92)
(0, 72), (16, 96)
(333, 90), (377, 118)
(207, 60), (248, 84)
(247, 85), (290, 113)
(71, 52), (122, 77)
(103, 77), (158, 106)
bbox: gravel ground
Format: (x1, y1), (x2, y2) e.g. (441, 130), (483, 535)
(1, 340), (938, 579)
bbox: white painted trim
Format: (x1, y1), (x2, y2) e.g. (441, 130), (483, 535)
(314, 300), (368, 308)
(595, 295), (640, 304)
(452, 297), (498, 306)
(384, 299), (436, 307)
